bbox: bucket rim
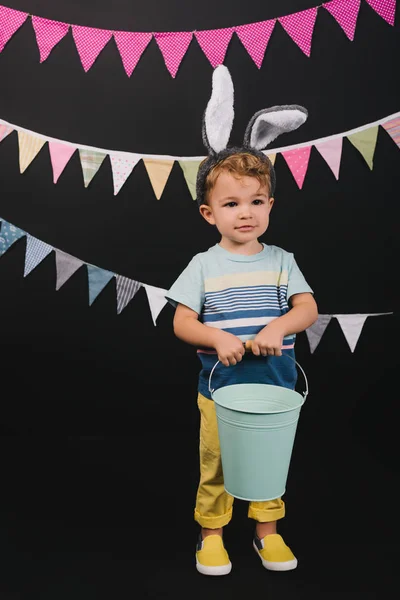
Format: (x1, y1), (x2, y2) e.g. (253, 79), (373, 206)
(211, 383), (305, 413)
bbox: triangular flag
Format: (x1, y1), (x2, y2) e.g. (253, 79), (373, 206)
(335, 314), (368, 352)
(0, 5), (28, 53)
(278, 7), (318, 57)
(17, 131), (46, 173)
(31, 17), (69, 62)
(381, 117), (400, 149)
(71, 25), (113, 72)
(178, 160), (202, 200)
(265, 153), (276, 165)
(314, 137), (343, 179)
(0, 220), (25, 257)
(109, 153), (141, 195)
(24, 235), (53, 276)
(113, 31), (152, 77)
(154, 31), (193, 78)
(365, 0), (396, 25)
(305, 315), (332, 353)
(235, 19), (276, 69)
(281, 146), (312, 188)
(87, 265), (114, 306)
(55, 250), (84, 290)
(48, 141), (76, 183)
(347, 126), (379, 170)
(323, 0), (361, 41)
(194, 27), (234, 67)
(143, 159), (174, 200)
(0, 123), (13, 142)
(79, 149), (107, 187)
(115, 275), (141, 314)
(143, 284), (168, 326)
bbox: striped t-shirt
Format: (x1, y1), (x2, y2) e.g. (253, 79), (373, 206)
(166, 243), (313, 400)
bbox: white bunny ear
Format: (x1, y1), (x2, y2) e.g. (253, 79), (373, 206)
(244, 105), (308, 150)
(202, 65), (234, 153)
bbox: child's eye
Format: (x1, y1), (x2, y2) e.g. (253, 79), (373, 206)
(253, 199), (264, 205)
(224, 201), (237, 207)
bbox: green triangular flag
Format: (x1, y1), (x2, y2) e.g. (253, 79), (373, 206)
(178, 160), (202, 200)
(79, 149), (107, 187)
(347, 126), (379, 170)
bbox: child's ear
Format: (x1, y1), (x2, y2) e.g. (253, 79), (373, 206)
(199, 204), (216, 225)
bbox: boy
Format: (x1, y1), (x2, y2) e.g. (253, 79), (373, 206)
(166, 66), (318, 575)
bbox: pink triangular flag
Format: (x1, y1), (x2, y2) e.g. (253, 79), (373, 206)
(48, 141), (77, 184)
(278, 7), (318, 57)
(323, 0), (361, 40)
(0, 123), (13, 142)
(31, 17), (69, 62)
(281, 146), (312, 189)
(382, 117), (400, 149)
(113, 31), (152, 77)
(314, 137), (343, 179)
(194, 27), (234, 67)
(72, 25), (113, 72)
(365, 0), (396, 25)
(0, 5), (28, 53)
(235, 19), (276, 69)
(109, 153), (141, 195)
(154, 31), (193, 78)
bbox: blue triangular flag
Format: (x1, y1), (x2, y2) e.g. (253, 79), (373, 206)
(87, 265), (115, 305)
(24, 234), (53, 276)
(0, 220), (26, 257)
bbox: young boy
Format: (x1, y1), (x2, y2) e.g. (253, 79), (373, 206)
(166, 66), (318, 575)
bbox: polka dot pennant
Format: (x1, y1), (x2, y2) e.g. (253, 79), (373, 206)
(281, 146), (312, 189)
(194, 27), (234, 68)
(154, 31), (193, 77)
(110, 153), (141, 195)
(365, 0), (396, 25)
(0, 221), (25, 257)
(323, 0), (361, 41)
(113, 31), (152, 77)
(71, 25), (113, 72)
(278, 7), (318, 57)
(31, 17), (69, 62)
(0, 5), (28, 53)
(235, 19), (276, 69)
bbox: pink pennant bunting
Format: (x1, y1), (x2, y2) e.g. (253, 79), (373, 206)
(0, 5), (28, 53)
(278, 7), (318, 57)
(314, 137), (343, 179)
(281, 146), (312, 189)
(48, 142), (76, 183)
(154, 31), (193, 78)
(194, 27), (234, 67)
(235, 19), (276, 69)
(72, 25), (113, 72)
(113, 31), (152, 77)
(0, 123), (13, 142)
(365, 0), (396, 25)
(323, 0), (361, 40)
(31, 17), (69, 62)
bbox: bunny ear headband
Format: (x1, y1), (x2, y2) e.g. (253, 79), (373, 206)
(195, 65), (308, 206)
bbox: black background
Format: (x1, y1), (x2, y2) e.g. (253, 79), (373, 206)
(0, 1), (399, 598)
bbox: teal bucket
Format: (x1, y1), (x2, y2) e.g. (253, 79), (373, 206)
(209, 356), (308, 502)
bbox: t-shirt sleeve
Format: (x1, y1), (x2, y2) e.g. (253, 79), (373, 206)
(165, 255), (205, 314)
(286, 254), (314, 300)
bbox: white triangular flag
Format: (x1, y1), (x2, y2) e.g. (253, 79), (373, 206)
(335, 314), (368, 352)
(143, 284), (168, 325)
(305, 314), (332, 353)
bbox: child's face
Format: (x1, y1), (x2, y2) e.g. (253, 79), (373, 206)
(200, 171), (274, 251)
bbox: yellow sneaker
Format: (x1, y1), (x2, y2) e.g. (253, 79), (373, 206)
(196, 534), (232, 576)
(253, 533), (298, 571)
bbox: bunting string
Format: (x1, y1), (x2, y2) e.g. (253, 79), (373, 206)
(1, 111), (399, 198)
(0, 1), (397, 77)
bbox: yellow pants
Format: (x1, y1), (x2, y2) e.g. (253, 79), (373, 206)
(194, 393), (286, 529)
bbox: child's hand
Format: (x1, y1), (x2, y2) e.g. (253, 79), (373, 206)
(252, 322), (285, 357)
(214, 332), (245, 367)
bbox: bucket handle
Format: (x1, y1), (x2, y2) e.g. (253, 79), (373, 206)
(208, 341), (309, 402)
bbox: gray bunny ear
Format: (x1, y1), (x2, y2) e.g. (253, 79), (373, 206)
(202, 65), (234, 154)
(244, 105), (308, 150)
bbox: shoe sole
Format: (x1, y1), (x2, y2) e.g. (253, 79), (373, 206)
(253, 541), (298, 571)
(196, 560), (232, 576)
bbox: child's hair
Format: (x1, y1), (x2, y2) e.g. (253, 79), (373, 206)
(201, 152), (272, 205)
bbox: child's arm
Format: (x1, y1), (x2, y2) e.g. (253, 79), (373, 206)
(173, 303), (245, 367)
(252, 292), (318, 357)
